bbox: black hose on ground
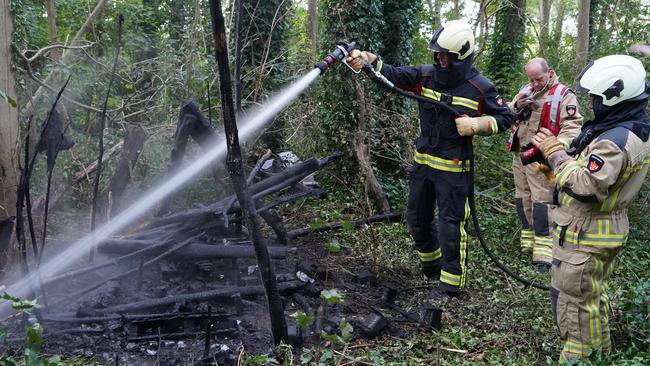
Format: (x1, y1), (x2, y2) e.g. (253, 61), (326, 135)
(365, 71), (550, 291)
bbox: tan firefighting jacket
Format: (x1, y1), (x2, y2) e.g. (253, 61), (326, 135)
(509, 74), (584, 148)
(549, 127), (650, 253)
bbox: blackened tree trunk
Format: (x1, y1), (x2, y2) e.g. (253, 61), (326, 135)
(103, 124), (146, 218)
(208, 0), (287, 345)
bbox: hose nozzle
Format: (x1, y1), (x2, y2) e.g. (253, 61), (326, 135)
(315, 40), (357, 73)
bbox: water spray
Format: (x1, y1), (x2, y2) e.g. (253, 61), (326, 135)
(1, 39), (368, 318)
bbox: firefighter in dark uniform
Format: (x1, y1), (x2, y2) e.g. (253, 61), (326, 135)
(348, 20), (514, 297)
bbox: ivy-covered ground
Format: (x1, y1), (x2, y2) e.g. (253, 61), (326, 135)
(237, 134), (650, 366)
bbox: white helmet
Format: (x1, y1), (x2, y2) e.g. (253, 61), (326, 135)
(428, 20), (475, 60)
(576, 54), (648, 106)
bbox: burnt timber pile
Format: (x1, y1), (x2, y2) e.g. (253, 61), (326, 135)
(1, 102), (414, 365)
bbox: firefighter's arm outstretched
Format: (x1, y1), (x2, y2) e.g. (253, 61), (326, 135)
(347, 50), (425, 92)
(455, 79), (514, 136)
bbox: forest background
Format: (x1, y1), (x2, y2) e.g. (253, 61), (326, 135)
(0, 0), (649, 364)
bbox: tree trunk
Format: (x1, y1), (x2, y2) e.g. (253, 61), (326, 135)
(576, 0), (590, 68)
(308, 0), (317, 51)
(26, 0), (109, 116)
(540, 0), (551, 53)
(209, 0), (287, 345)
(103, 124), (146, 218)
(486, 0), (526, 97)
(44, 0), (60, 61)
(353, 81), (390, 214)
(0, 0), (20, 272)
(553, 0), (566, 41)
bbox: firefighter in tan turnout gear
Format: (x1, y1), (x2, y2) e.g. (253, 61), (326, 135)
(532, 55), (650, 360)
(508, 58), (584, 273)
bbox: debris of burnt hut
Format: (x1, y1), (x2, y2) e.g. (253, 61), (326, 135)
(1, 100), (422, 366)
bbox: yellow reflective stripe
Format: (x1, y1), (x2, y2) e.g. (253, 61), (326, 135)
(488, 116), (498, 135)
(560, 191), (574, 207)
(533, 246), (553, 258)
(451, 98), (478, 110)
(588, 255), (603, 348)
(556, 161), (581, 186)
(459, 199), (470, 287)
(563, 340), (593, 355)
(600, 188), (621, 212)
(597, 219), (610, 235)
(418, 248), (441, 262)
(552, 227), (627, 247)
(534, 236), (553, 247)
(375, 59), (383, 73)
(440, 270), (461, 286)
(420, 87), (479, 111)
(414, 152), (469, 173)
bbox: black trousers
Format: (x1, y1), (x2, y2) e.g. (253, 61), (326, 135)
(406, 163), (471, 291)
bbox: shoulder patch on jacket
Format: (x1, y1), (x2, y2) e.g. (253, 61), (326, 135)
(587, 154), (605, 173)
(566, 105), (576, 116)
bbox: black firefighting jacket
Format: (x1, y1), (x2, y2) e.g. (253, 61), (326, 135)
(375, 59), (514, 161)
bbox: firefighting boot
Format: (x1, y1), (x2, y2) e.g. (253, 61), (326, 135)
(421, 261), (441, 280)
(537, 262), (551, 274)
(429, 283), (461, 301)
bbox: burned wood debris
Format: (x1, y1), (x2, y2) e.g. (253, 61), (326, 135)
(3, 145), (348, 364)
(0, 94), (424, 364)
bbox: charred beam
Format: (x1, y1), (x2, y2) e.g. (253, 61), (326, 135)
(209, 0), (287, 344)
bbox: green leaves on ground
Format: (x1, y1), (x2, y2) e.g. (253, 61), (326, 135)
(290, 311), (314, 329)
(326, 239), (342, 253)
(320, 289), (344, 305)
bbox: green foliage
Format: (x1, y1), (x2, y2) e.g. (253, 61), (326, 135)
(290, 311), (314, 329)
(326, 239), (342, 253)
(0, 292), (61, 366)
(320, 288), (344, 305)
(486, 0), (527, 97)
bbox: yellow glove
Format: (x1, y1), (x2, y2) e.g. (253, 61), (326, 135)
(454, 115), (495, 136)
(532, 127), (564, 158)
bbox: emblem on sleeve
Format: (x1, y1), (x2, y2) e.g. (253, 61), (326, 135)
(566, 105), (577, 117)
(587, 154), (604, 173)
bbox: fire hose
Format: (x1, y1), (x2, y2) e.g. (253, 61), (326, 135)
(316, 41), (550, 291)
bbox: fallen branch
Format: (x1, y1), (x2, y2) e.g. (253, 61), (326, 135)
(288, 212), (403, 238)
(97, 240), (294, 260)
(87, 281), (305, 315)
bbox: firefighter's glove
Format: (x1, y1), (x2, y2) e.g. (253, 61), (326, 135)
(455, 115), (495, 137)
(347, 50), (377, 72)
(532, 127), (564, 158)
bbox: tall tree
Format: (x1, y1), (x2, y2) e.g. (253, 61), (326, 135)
(0, 0), (20, 271)
(44, 0), (60, 61)
(240, 0), (292, 150)
(539, 0), (551, 53)
(318, 0), (386, 212)
(486, 0), (526, 97)
(308, 0), (318, 50)
(575, 0), (590, 69)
